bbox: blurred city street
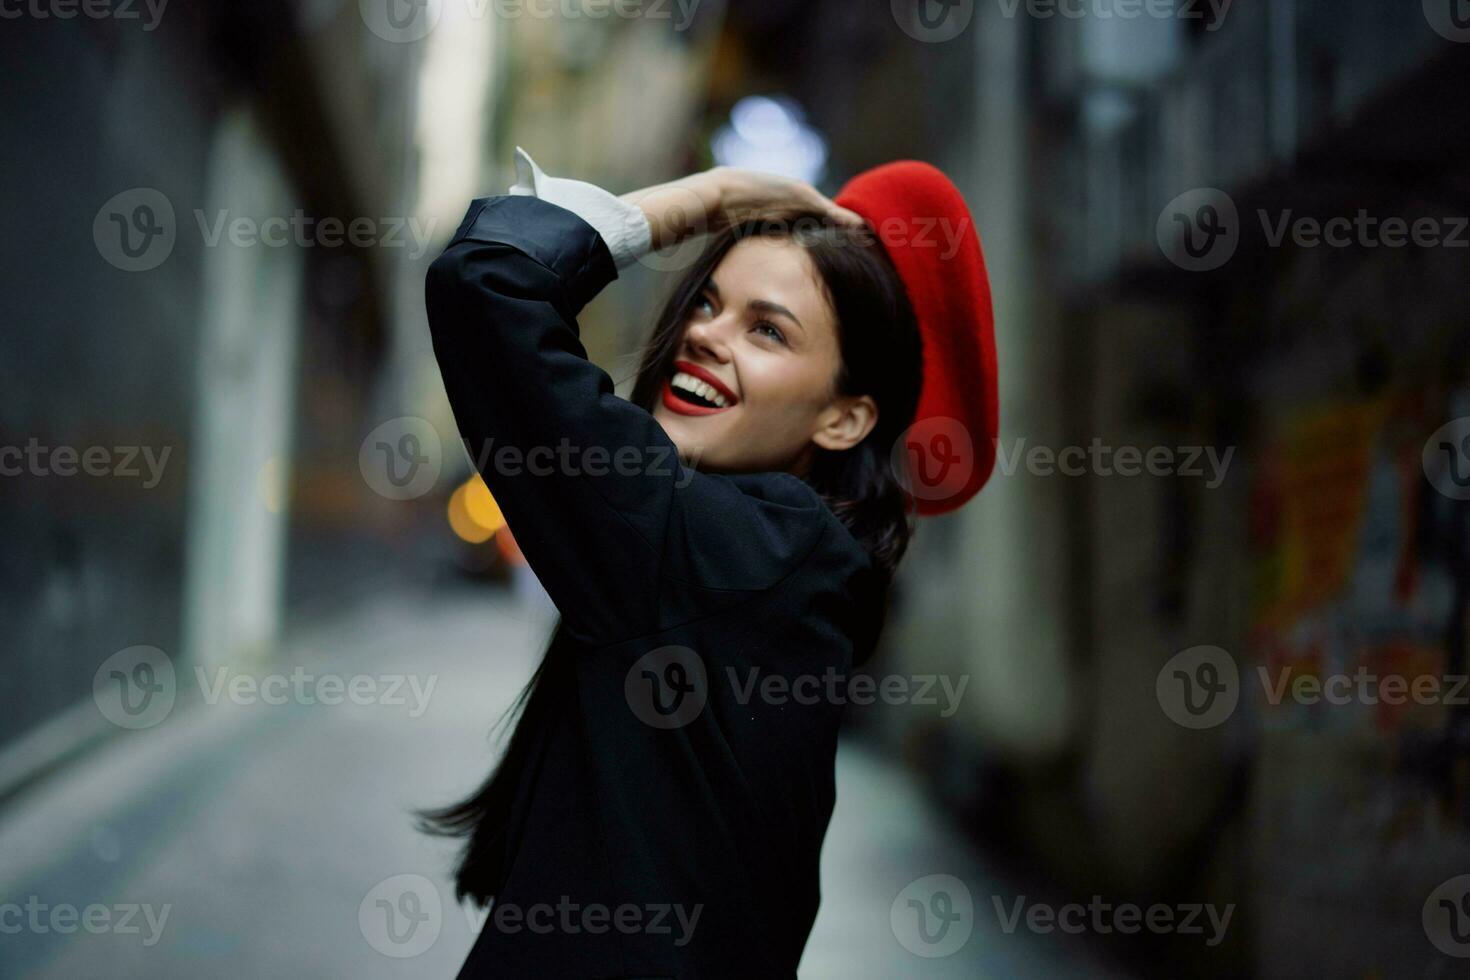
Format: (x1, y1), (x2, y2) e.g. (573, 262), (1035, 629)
(0, 587), (1123, 979)
(6, 1), (1470, 975)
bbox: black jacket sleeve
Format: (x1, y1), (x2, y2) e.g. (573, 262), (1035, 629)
(424, 195), (831, 647)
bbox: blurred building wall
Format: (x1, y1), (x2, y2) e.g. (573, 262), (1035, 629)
(856, 3), (1470, 976)
(182, 107), (303, 670)
(0, 1), (426, 795)
(1, 7), (222, 772)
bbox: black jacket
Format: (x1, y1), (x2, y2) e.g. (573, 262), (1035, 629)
(425, 194), (885, 979)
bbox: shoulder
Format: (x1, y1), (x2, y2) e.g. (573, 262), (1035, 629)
(662, 468), (866, 593)
(662, 467), (887, 662)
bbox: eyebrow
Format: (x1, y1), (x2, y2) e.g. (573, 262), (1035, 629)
(704, 278), (805, 333)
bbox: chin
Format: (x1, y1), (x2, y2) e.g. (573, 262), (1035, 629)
(652, 417), (697, 462)
(654, 416), (744, 474)
(672, 435), (723, 472)
(674, 439), (713, 470)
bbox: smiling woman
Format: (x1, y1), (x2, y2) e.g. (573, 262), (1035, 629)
(416, 148), (991, 979)
(648, 230), (882, 480)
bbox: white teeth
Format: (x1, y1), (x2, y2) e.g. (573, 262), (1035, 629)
(672, 371), (729, 408)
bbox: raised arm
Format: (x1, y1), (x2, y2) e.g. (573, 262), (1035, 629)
(425, 166), (867, 646)
(426, 195), (677, 646)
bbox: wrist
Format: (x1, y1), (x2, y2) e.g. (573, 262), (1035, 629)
(673, 169), (725, 231)
(624, 172), (724, 251)
(696, 167), (729, 211)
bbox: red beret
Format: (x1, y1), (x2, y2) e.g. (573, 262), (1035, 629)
(835, 161), (998, 516)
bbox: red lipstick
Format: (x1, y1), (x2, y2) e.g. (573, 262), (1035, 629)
(662, 360), (739, 416)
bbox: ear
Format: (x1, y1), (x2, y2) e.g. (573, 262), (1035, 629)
(811, 394), (878, 452)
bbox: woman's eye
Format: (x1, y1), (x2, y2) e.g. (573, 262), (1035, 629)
(694, 296), (715, 317)
(754, 321), (785, 344)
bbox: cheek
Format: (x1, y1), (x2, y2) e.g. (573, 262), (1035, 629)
(740, 358), (830, 419)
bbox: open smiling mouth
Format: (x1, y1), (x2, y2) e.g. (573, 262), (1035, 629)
(661, 364), (738, 417)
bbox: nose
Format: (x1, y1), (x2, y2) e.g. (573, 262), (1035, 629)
(682, 310), (733, 363)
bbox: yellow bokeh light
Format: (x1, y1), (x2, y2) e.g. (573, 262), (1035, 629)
(447, 483), (495, 544)
(463, 475), (505, 534)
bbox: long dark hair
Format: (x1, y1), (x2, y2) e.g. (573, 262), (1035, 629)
(416, 210), (925, 907)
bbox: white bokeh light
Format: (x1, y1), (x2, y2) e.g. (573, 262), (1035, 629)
(711, 95), (828, 184)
